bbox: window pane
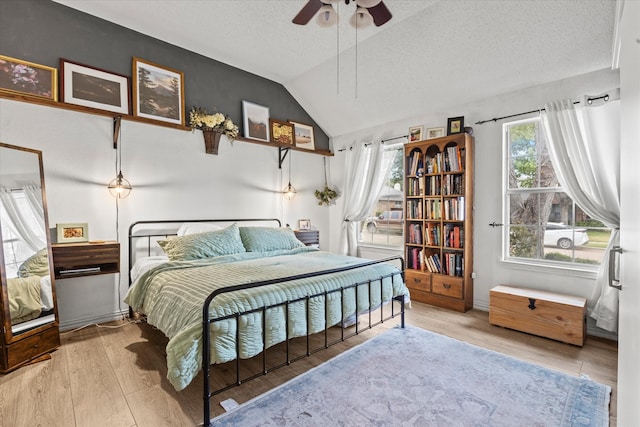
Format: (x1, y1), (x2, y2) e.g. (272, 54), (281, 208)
(359, 147), (404, 247)
(504, 119), (609, 267)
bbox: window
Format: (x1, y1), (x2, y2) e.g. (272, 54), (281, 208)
(503, 118), (609, 267)
(359, 145), (404, 247)
(0, 190), (45, 277)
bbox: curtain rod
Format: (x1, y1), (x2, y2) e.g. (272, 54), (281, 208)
(338, 134), (408, 152)
(475, 94), (611, 125)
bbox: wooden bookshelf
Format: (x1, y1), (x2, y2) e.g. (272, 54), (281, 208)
(403, 133), (474, 312)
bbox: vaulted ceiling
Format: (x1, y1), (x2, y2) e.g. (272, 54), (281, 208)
(53, 0), (616, 137)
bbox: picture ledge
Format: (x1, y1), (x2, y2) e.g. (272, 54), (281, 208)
(1, 92), (333, 156)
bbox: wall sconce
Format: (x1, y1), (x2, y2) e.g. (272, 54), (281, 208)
(109, 116), (132, 199)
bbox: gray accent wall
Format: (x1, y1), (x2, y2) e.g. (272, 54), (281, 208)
(0, 0), (329, 150)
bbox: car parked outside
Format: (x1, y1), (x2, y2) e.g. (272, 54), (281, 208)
(544, 223), (589, 249)
(363, 210), (403, 234)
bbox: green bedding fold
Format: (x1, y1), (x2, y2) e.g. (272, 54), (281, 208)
(125, 248), (409, 391)
(7, 276), (42, 324)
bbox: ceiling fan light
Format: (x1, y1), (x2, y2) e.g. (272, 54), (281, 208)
(350, 7), (373, 29)
(316, 4), (338, 27)
(355, 0), (382, 8)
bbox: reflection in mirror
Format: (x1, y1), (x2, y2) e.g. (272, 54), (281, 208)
(0, 144), (55, 335)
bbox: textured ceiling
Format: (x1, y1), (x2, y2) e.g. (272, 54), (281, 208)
(53, 0), (616, 138)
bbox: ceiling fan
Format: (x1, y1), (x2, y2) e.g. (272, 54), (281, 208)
(292, 0), (392, 28)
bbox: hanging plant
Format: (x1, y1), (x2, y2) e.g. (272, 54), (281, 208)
(315, 185), (339, 206)
(315, 158), (340, 206)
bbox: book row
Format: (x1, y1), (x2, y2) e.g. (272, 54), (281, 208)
(407, 248), (464, 277)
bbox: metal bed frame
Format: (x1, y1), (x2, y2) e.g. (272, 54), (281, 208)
(128, 219), (406, 427)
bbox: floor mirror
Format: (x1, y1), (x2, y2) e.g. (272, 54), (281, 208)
(0, 142), (60, 372)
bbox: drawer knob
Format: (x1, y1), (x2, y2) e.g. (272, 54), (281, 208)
(413, 278), (421, 283)
(528, 298), (537, 310)
(443, 283), (451, 289)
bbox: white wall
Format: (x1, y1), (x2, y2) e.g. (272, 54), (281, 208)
(327, 68), (619, 330)
(0, 99), (331, 330)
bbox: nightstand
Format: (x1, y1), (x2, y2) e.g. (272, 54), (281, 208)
(294, 230), (319, 248)
(51, 241), (120, 279)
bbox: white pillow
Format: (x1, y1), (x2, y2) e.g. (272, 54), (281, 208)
(176, 222), (222, 236)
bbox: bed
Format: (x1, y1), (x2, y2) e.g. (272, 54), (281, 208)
(126, 218), (409, 426)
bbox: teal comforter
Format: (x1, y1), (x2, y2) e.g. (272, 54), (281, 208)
(125, 248), (408, 390)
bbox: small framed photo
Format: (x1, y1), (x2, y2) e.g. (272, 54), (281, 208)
(60, 59), (130, 114)
(298, 219), (311, 230)
(132, 57), (185, 125)
(242, 100), (270, 142)
(56, 223), (89, 244)
(269, 119), (294, 145)
(447, 116), (464, 135)
(408, 125), (423, 142)
(426, 127), (445, 139)
(289, 121), (315, 151)
(0, 55), (57, 101)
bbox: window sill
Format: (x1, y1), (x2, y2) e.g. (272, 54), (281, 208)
(500, 258), (599, 280)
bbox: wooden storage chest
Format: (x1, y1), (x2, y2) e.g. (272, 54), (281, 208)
(489, 285), (586, 346)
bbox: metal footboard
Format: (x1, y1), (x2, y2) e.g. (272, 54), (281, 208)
(201, 256), (406, 426)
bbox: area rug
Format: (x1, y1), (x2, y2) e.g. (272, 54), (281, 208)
(211, 326), (611, 426)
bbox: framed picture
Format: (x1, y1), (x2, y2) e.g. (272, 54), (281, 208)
(289, 121), (315, 151)
(242, 100), (270, 142)
(447, 116), (464, 135)
(298, 219), (311, 230)
(426, 127), (445, 139)
(56, 223), (89, 244)
(269, 119), (294, 145)
(60, 59), (130, 114)
(132, 57), (185, 125)
(0, 55), (57, 101)
(408, 125), (423, 142)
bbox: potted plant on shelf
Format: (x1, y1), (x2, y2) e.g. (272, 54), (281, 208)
(189, 106), (239, 155)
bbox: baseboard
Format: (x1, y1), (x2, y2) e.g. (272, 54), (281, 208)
(59, 309), (129, 332)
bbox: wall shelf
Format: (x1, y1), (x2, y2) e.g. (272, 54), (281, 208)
(1, 92), (333, 157)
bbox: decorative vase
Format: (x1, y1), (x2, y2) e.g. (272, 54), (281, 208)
(202, 130), (222, 155)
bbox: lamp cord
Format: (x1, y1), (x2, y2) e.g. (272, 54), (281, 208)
(115, 119), (123, 319)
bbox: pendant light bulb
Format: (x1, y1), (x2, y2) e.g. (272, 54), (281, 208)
(108, 171), (132, 199)
(283, 182), (297, 200)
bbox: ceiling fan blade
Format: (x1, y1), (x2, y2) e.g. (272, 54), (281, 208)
(292, 0), (324, 25)
(368, 1), (392, 26)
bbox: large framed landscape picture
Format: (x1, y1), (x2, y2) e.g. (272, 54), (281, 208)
(242, 100), (270, 142)
(132, 57), (184, 125)
(60, 59), (130, 114)
(0, 55), (57, 101)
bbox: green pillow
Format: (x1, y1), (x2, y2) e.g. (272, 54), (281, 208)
(239, 226), (305, 252)
(18, 248), (50, 277)
(158, 223), (245, 261)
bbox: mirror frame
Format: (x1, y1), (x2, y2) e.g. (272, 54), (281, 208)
(0, 142), (59, 344)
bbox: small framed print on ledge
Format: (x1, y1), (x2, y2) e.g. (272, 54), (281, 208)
(408, 125), (423, 142)
(447, 116), (464, 135)
(298, 219), (311, 230)
(426, 127), (445, 139)
(56, 223), (89, 244)
(269, 119), (294, 145)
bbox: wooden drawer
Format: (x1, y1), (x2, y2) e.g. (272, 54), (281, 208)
(405, 270), (431, 292)
(52, 242), (120, 278)
(431, 275), (463, 299)
(5, 326), (60, 370)
(294, 230), (319, 246)
(489, 285), (586, 346)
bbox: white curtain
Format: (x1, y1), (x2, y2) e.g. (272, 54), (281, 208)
(0, 187), (47, 252)
(542, 96), (620, 332)
(338, 141), (395, 256)
(22, 185), (45, 231)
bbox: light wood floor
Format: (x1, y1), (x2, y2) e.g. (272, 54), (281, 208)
(0, 302), (617, 427)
